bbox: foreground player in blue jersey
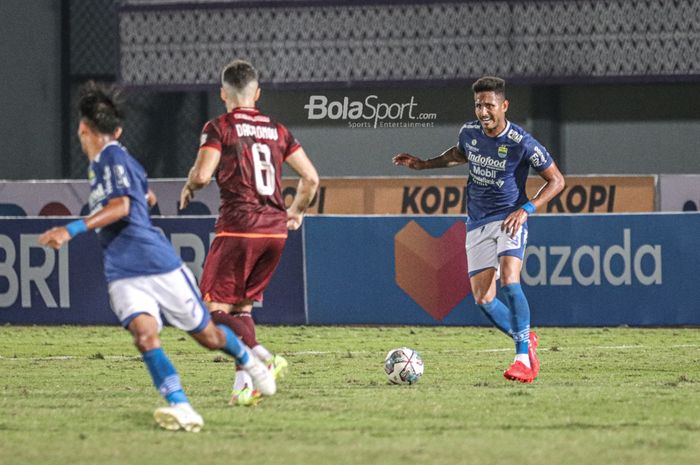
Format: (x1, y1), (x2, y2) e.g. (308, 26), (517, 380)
(38, 81), (275, 431)
(393, 76), (565, 383)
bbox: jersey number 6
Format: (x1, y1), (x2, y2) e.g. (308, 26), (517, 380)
(251, 142), (275, 196)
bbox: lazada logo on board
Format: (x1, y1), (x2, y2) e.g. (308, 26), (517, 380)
(393, 222), (663, 321)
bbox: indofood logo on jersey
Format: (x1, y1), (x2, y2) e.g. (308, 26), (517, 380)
(304, 95), (437, 128)
(467, 152), (506, 187)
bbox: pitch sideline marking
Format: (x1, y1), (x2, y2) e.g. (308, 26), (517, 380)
(1, 344), (699, 361)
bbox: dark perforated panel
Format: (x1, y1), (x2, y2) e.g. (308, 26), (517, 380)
(118, 0), (700, 87)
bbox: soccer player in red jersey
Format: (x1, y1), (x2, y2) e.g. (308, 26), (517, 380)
(180, 60), (319, 405)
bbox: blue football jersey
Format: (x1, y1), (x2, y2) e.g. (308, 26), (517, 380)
(457, 121), (553, 229)
(87, 142), (181, 282)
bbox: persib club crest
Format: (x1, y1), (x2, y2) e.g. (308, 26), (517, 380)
(497, 145), (508, 158)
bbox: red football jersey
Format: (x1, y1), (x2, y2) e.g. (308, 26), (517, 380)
(200, 107), (301, 235)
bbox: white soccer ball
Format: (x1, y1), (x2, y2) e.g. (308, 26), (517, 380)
(384, 347), (424, 385)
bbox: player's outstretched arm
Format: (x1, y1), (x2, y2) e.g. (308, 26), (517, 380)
(285, 147), (320, 230)
(392, 146), (467, 170)
(38, 196), (130, 249)
(180, 147), (221, 210)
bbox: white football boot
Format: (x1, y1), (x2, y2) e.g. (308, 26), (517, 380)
(241, 353), (276, 396)
(154, 403), (204, 432)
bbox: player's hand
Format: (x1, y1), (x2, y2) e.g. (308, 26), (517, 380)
(38, 227), (71, 250)
(286, 209), (304, 230)
(501, 209), (529, 238)
(179, 185), (193, 210)
(146, 189), (158, 208)
(392, 153), (425, 170)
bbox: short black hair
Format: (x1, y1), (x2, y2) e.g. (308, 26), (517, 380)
(77, 81), (124, 134)
(221, 59), (258, 91)
(471, 76), (506, 98)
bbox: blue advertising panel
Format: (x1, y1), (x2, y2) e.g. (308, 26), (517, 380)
(523, 214), (696, 326)
(0, 218), (113, 324)
(303, 214), (700, 326)
(0, 218), (305, 325)
(304, 217), (486, 325)
(254, 228), (305, 325)
(3, 214), (698, 326)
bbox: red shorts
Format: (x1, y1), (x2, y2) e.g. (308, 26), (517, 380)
(200, 234), (286, 304)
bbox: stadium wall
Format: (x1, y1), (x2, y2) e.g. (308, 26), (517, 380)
(2, 1), (700, 180)
(0, 214), (697, 327)
(0, 0), (62, 180)
(0, 175), (657, 217)
(254, 84), (700, 177)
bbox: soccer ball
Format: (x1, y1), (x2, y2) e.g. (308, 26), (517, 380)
(384, 347), (424, 385)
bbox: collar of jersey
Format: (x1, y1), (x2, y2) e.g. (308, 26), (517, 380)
(231, 107), (259, 115)
(481, 120), (511, 139)
(94, 140), (121, 163)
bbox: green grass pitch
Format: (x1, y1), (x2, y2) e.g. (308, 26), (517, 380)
(1, 325), (699, 465)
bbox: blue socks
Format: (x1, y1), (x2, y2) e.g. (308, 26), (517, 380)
(478, 299), (513, 336)
(501, 283), (531, 355)
(217, 324), (249, 365)
(142, 327), (249, 405)
(143, 348), (188, 405)
(477, 284), (532, 355)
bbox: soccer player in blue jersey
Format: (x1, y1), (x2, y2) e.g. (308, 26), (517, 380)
(393, 76), (565, 383)
(38, 81), (275, 431)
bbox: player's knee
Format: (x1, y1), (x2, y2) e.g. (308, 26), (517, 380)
(472, 289), (496, 305)
(500, 273), (521, 286)
(133, 332), (160, 352)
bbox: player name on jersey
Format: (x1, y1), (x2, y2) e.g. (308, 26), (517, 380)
(234, 123), (279, 140)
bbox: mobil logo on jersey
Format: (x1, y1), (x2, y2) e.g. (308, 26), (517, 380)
(394, 220), (471, 320)
(467, 152), (506, 187)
